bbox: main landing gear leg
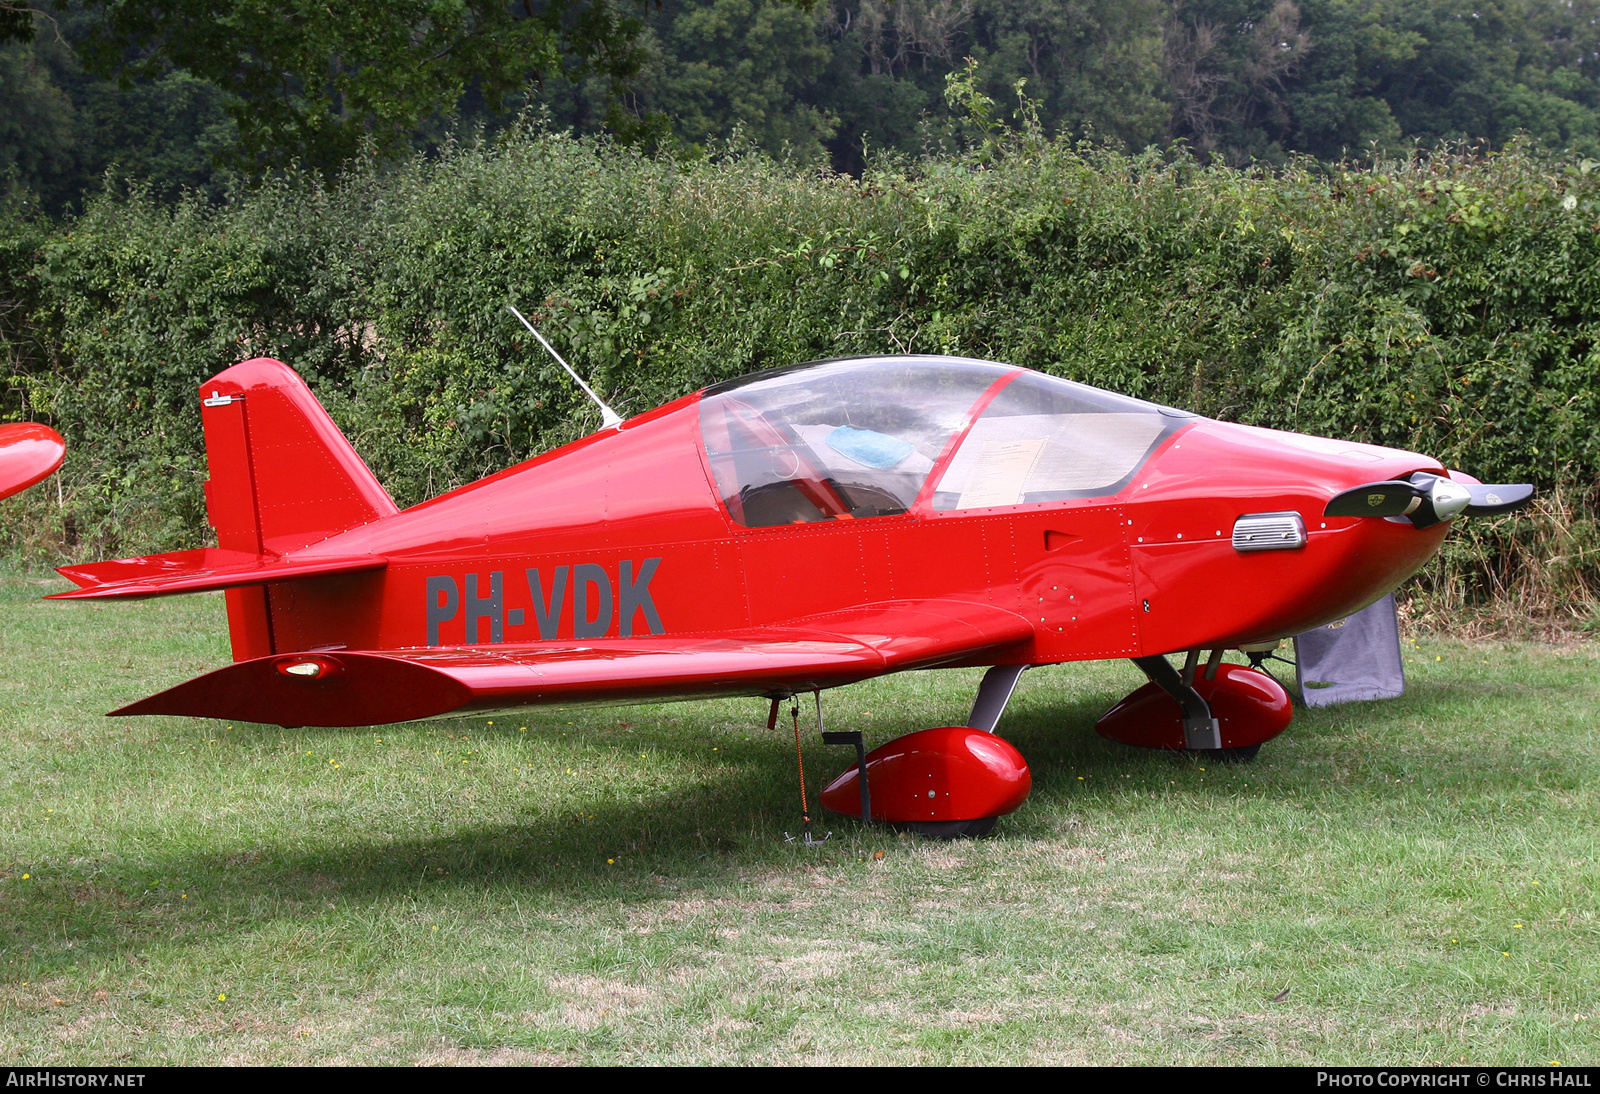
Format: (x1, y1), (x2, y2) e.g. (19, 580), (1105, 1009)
(1131, 654), (1222, 750)
(1098, 653), (1287, 760)
(966, 664), (1029, 733)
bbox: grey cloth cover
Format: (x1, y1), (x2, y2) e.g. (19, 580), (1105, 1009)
(1293, 594), (1406, 707)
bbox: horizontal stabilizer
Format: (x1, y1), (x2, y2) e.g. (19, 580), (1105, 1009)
(52, 548), (386, 600)
(110, 598), (1033, 727)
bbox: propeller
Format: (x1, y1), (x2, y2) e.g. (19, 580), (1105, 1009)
(1324, 472), (1533, 529)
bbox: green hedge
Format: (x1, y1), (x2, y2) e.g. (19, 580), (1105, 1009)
(3, 128), (1597, 624)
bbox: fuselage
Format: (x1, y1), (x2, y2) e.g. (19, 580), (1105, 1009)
(276, 356), (1447, 663)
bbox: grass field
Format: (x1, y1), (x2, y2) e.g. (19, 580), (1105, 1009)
(1, 569), (1597, 1065)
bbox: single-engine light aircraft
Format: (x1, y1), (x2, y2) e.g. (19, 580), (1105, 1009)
(52, 354), (1530, 835)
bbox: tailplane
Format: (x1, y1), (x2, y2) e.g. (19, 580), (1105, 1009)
(57, 358), (397, 661)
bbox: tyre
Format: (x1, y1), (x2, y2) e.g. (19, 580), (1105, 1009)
(898, 816), (998, 839)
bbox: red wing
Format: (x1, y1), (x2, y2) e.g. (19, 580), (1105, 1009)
(112, 599), (1034, 727)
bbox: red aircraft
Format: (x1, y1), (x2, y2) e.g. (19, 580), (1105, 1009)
(51, 354), (1530, 835)
(0, 422), (66, 502)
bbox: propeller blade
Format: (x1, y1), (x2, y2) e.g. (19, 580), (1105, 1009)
(1325, 474), (1534, 527)
(1323, 481), (1420, 518)
(1461, 482), (1534, 515)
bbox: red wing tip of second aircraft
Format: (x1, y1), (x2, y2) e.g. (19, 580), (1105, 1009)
(0, 422), (66, 503)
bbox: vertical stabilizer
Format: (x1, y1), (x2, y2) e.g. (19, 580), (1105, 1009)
(199, 358), (397, 659)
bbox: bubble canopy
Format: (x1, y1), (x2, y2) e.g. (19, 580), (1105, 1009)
(698, 355), (1189, 528)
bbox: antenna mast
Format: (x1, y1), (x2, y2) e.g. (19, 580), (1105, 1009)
(507, 305), (623, 431)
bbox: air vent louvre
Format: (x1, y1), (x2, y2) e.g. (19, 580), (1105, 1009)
(1232, 512), (1307, 552)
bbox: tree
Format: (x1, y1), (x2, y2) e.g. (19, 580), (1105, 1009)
(1, 7), (238, 214)
(76, 0), (653, 174)
(971, 0), (1169, 151)
(633, 0), (837, 161)
(0, 1), (35, 45)
(1162, 0), (1311, 161)
(0, 38), (75, 198)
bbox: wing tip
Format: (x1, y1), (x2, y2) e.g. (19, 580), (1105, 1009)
(107, 651), (472, 728)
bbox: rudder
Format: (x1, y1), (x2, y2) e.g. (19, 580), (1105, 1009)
(200, 358), (397, 659)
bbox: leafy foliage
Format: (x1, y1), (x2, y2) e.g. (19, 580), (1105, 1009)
(604, 0), (1600, 172)
(76, 0), (649, 174)
(0, 1), (33, 45)
(15, 0), (1600, 207)
(0, 10), (238, 215)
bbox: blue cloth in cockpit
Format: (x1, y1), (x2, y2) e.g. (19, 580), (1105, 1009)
(825, 426), (915, 470)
